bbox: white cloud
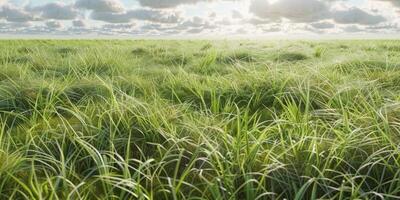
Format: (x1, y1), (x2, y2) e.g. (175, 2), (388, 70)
(90, 11), (131, 23)
(342, 25), (363, 32)
(181, 16), (206, 27)
(372, 0), (400, 8)
(73, 19), (86, 27)
(0, 21), (32, 29)
(249, 0), (387, 25)
(187, 28), (204, 34)
(261, 24), (281, 32)
(208, 12), (217, 19)
(250, 0), (330, 22)
(232, 10), (243, 19)
(246, 17), (273, 25)
(367, 23), (398, 31)
(46, 20), (63, 29)
(235, 27), (248, 34)
(102, 23), (135, 29)
(27, 2), (78, 20)
(90, 9), (181, 23)
(127, 9), (181, 23)
(140, 23), (163, 31)
(216, 17), (233, 25)
(137, 0), (238, 8)
(75, 0), (124, 12)
(179, 16), (216, 30)
(138, 0), (205, 8)
(310, 21), (335, 29)
(333, 7), (386, 25)
(0, 4), (38, 22)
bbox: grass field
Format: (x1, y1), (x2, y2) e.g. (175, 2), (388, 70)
(0, 40), (400, 199)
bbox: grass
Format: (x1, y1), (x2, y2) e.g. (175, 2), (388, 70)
(0, 39), (400, 199)
(274, 52), (308, 62)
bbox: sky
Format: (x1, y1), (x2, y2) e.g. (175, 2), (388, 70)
(0, 0), (399, 38)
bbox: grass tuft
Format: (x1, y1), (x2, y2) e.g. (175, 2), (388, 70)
(314, 47), (326, 58)
(131, 47), (147, 55)
(200, 43), (213, 51)
(218, 51), (256, 64)
(275, 52), (308, 62)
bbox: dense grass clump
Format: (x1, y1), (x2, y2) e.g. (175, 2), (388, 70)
(157, 53), (191, 65)
(275, 52), (309, 62)
(131, 47), (148, 55)
(0, 40), (399, 199)
(218, 51), (256, 64)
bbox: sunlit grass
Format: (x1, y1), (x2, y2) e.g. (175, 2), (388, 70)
(0, 40), (399, 199)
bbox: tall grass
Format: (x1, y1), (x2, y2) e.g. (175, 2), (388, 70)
(0, 40), (399, 199)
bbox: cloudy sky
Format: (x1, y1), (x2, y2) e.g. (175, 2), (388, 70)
(0, 0), (399, 38)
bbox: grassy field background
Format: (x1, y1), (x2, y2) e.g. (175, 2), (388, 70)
(0, 40), (400, 199)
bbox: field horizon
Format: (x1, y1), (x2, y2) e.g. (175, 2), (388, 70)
(0, 39), (400, 199)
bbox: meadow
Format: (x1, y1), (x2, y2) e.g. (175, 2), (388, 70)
(0, 40), (400, 199)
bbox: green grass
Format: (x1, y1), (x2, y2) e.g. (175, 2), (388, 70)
(0, 39), (400, 199)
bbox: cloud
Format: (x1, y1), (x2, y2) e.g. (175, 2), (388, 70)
(140, 23), (163, 31)
(137, 0), (238, 9)
(46, 20), (63, 29)
(372, 0), (400, 8)
(102, 23), (135, 29)
(90, 9), (181, 23)
(127, 9), (181, 23)
(0, 22), (33, 29)
(310, 21), (335, 29)
(0, 4), (38, 22)
(27, 2), (78, 20)
(73, 19), (86, 27)
(179, 16), (216, 30)
(75, 0), (124, 12)
(99, 23), (138, 35)
(187, 28), (204, 34)
(235, 27), (248, 34)
(367, 23), (398, 31)
(333, 7), (386, 25)
(249, 0), (387, 25)
(137, 0), (205, 8)
(137, 16), (219, 35)
(91, 11), (131, 23)
(246, 17), (273, 25)
(232, 10), (243, 19)
(261, 24), (281, 32)
(181, 16), (206, 28)
(217, 18), (232, 25)
(342, 25), (363, 32)
(209, 12), (217, 18)
(250, 0), (330, 22)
